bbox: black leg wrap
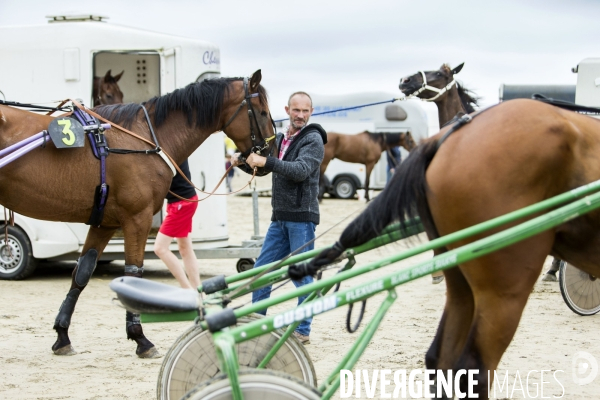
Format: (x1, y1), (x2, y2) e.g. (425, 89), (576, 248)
(126, 311), (141, 331)
(53, 288), (81, 329)
(124, 264), (144, 278)
(74, 249), (99, 287)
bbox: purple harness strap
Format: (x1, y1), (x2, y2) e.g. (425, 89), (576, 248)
(72, 107), (110, 227)
(0, 106), (112, 226)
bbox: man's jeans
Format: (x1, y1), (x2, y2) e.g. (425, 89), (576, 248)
(251, 220), (315, 336)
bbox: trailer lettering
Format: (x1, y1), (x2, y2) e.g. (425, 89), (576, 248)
(203, 51), (220, 65)
(273, 296), (338, 329)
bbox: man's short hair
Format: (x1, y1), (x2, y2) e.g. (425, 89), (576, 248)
(288, 91), (313, 107)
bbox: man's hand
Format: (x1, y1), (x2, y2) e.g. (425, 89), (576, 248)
(246, 153), (267, 168)
(230, 153), (243, 167)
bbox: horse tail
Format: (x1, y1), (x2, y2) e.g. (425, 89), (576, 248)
(339, 138), (440, 249)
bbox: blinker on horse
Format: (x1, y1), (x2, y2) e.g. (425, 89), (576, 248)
(0, 70), (275, 357)
(299, 97), (600, 397)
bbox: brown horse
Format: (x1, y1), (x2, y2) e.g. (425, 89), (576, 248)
(399, 63), (480, 283)
(0, 70), (275, 357)
(399, 63), (479, 127)
(301, 98), (600, 397)
(92, 69), (124, 106)
(319, 131), (416, 201)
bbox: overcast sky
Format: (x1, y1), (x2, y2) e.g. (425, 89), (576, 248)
(1, 0), (598, 118)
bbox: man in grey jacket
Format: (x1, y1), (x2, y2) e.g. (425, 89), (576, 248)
(231, 91), (326, 344)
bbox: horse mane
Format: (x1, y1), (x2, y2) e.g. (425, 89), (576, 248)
(456, 82), (479, 113)
(367, 132), (384, 145)
(366, 132), (404, 147)
(338, 138), (440, 248)
(95, 77), (268, 130)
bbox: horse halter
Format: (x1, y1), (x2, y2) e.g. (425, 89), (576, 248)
(221, 77), (276, 157)
(406, 71), (457, 102)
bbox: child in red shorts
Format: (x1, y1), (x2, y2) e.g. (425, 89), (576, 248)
(153, 160), (201, 289)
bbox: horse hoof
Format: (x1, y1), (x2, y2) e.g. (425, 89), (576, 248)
(53, 344), (77, 356)
(137, 346), (160, 359)
(541, 273), (558, 282)
(432, 275), (444, 284)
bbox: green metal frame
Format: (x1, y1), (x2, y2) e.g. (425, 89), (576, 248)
(142, 178), (600, 399)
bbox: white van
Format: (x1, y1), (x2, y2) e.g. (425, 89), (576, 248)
(276, 93), (437, 198)
(0, 16), (258, 279)
(573, 57), (600, 108)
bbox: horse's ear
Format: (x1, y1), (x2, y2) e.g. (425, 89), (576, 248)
(113, 70), (124, 82)
(249, 69), (262, 92)
(104, 69), (113, 79)
(451, 63), (464, 75)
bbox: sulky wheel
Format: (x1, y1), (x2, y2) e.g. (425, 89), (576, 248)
(236, 258), (255, 273)
(559, 261), (600, 316)
(181, 368), (321, 400)
(157, 314), (317, 400)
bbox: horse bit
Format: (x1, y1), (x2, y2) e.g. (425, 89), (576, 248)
(406, 70), (457, 102)
(221, 77), (276, 160)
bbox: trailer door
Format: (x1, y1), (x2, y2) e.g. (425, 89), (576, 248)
(161, 48), (178, 94)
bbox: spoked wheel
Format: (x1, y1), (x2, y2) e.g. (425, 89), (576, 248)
(181, 368), (321, 400)
(559, 262), (600, 316)
(157, 314), (317, 400)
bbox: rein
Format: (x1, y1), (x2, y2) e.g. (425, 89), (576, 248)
(0, 99), (71, 114)
(405, 71), (457, 102)
(68, 100), (259, 202)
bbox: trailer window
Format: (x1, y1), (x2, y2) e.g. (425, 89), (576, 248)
(385, 105), (408, 121)
(93, 51), (161, 104)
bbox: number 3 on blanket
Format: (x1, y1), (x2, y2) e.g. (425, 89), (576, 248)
(48, 117), (85, 148)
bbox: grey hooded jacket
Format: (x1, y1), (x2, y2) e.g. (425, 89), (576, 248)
(241, 123), (327, 224)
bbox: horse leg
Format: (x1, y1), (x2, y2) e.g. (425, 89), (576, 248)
(425, 266), (474, 399)
(52, 226), (116, 355)
(121, 214), (160, 359)
(318, 160), (331, 202)
(364, 163), (374, 201)
(450, 237), (551, 398)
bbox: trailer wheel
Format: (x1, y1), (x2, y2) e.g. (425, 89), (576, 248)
(332, 176), (357, 199)
(236, 258), (255, 273)
(0, 225), (38, 280)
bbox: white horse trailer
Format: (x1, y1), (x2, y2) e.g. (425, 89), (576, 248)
(0, 16), (259, 279)
(282, 92), (437, 199)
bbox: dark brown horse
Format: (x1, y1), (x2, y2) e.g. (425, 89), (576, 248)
(319, 131), (416, 201)
(0, 70), (275, 358)
(302, 98), (600, 397)
(399, 63), (479, 127)
(399, 63), (479, 283)
(93, 69), (124, 106)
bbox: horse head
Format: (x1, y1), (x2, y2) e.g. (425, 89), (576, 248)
(399, 131), (416, 151)
(93, 69), (124, 106)
(380, 131), (417, 152)
(221, 69), (276, 176)
(398, 63), (464, 101)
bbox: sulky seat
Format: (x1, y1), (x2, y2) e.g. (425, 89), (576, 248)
(109, 276), (199, 314)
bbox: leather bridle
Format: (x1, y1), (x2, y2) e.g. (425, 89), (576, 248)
(405, 70), (457, 102)
(221, 77), (276, 159)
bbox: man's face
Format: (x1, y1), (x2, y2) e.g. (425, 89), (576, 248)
(285, 94), (314, 130)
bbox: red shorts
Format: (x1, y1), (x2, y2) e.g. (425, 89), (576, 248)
(159, 195), (199, 238)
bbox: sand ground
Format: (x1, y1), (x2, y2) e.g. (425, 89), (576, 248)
(1, 175), (599, 399)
